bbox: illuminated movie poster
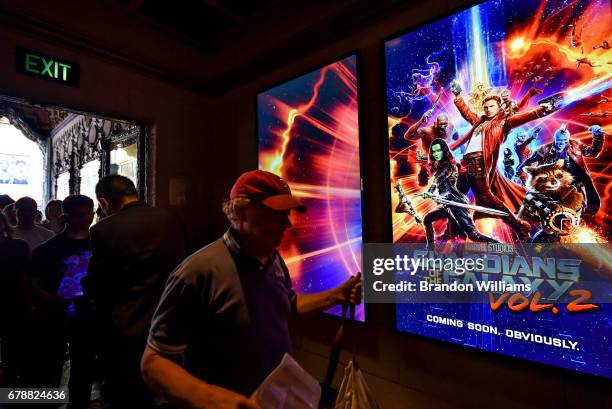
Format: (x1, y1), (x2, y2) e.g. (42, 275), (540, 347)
(385, 0), (611, 376)
(258, 55), (364, 320)
(0, 153), (29, 185)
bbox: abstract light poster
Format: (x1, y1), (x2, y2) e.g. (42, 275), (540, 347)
(258, 55), (364, 321)
(385, 0), (611, 377)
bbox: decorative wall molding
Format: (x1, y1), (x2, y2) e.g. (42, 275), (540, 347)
(52, 115), (140, 196)
(0, 104), (46, 151)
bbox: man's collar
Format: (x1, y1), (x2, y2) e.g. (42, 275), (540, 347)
(119, 200), (146, 212)
(223, 228), (277, 267)
(223, 228), (242, 254)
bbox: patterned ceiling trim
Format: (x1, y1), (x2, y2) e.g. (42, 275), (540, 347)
(0, 103), (46, 152)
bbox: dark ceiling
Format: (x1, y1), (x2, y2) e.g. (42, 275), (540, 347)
(112, 0), (280, 47)
(0, 0), (433, 136)
(105, 0), (423, 93)
(0, 0), (432, 95)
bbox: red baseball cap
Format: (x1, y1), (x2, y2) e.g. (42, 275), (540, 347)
(230, 170), (307, 213)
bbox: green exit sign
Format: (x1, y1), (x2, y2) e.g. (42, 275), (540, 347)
(16, 47), (79, 87)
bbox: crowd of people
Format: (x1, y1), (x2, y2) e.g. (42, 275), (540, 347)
(0, 171), (362, 409)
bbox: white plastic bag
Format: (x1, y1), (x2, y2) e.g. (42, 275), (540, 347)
(333, 360), (381, 409)
(252, 353), (322, 409)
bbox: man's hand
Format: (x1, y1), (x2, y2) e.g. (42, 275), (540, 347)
(294, 273), (362, 316)
(142, 346), (262, 409)
(192, 386), (261, 409)
(193, 388), (261, 409)
(450, 80), (462, 96)
(335, 273), (362, 305)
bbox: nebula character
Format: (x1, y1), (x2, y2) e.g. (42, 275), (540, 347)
(514, 127), (541, 184)
(514, 128), (541, 164)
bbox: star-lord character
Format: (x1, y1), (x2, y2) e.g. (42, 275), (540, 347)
(449, 81), (554, 240)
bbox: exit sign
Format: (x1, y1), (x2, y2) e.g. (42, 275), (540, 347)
(16, 47), (79, 87)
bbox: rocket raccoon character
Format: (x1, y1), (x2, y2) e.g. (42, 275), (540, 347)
(517, 124), (604, 214)
(518, 160), (585, 243)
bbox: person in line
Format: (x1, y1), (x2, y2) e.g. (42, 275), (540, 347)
(13, 197), (54, 251)
(0, 212), (31, 387)
(42, 199), (65, 233)
(0, 194), (14, 212)
(31, 195), (96, 408)
(3, 202), (17, 228)
(83, 175), (186, 408)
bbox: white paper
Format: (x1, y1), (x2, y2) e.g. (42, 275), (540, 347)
(252, 353), (321, 409)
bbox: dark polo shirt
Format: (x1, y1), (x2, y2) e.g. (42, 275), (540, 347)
(147, 230), (296, 396)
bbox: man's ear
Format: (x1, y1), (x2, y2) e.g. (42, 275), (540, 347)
(234, 202), (248, 221)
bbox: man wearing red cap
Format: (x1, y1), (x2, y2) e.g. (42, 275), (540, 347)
(142, 170), (362, 409)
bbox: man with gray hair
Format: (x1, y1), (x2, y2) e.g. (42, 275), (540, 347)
(142, 170), (362, 409)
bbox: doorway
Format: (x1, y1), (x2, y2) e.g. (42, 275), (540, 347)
(0, 94), (147, 211)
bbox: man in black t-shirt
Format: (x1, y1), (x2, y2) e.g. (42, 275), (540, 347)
(30, 195), (95, 407)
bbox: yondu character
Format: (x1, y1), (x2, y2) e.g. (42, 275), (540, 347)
(517, 124), (605, 214)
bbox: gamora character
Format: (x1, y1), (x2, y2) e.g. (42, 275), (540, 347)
(421, 139), (498, 244)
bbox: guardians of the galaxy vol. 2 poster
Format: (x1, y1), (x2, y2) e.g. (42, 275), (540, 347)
(385, 0), (611, 378)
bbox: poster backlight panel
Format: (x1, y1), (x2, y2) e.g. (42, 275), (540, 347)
(385, 0), (611, 377)
(258, 54), (364, 321)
